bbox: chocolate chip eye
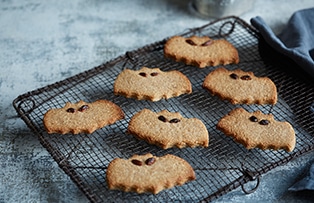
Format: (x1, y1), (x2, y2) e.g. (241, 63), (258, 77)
(131, 159), (142, 166)
(158, 115), (167, 122)
(249, 116), (258, 122)
(186, 39), (197, 46)
(66, 108), (75, 113)
(150, 72), (158, 76)
(139, 72), (146, 77)
(169, 118), (180, 123)
(145, 157), (156, 166)
(201, 40), (212, 46)
(240, 75), (252, 80)
(78, 105), (89, 112)
(230, 73), (239, 80)
(259, 119), (270, 125)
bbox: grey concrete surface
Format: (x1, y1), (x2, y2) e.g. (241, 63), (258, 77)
(1, 0), (314, 202)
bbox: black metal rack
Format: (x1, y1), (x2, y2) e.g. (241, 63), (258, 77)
(13, 16), (314, 202)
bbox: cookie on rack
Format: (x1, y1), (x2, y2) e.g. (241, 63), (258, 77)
(106, 153), (195, 194)
(127, 109), (209, 149)
(202, 67), (278, 105)
(164, 35), (239, 68)
(216, 108), (296, 152)
(43, 100), (124, 134)
(113, 67), (192, 101)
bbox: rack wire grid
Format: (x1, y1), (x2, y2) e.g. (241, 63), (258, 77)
(13, 16), (314, 202)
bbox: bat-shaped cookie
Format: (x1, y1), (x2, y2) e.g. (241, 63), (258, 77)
(106, 153), (195, 194)
(114, 67), (192, 101)
(203, 67), (278, 105)
(43, 100), (124, 134)
(217, 108), (296, 152)
(164, 35), (239, 68)
(127, 109), (209, 149)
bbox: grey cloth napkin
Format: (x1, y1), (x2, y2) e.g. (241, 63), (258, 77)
(252, 8), (314, 191)
(288, 162), (314, 191)
(250, 8), (314, 79)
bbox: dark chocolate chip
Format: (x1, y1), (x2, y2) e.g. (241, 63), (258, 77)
(139, 72), (146, 77)
(240, 75), (252, 80)
(66, 108), (75, 113)
(78, 105), (89, 112)
(186, 39), (197, 46)
(230, 73), (239, 80)
(249, 116), (258, 122)
(145, 157), (156, 166)
(150, 72), (159, 76)
(259, 119), (270, 125)
(131, 159), (142, 166)
(158, 115), (167, 122)
(201, 40), (212, 46)
(169, 118), (180, 123)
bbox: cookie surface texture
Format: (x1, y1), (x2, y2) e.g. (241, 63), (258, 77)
(203, 67), (278, 105)
(43, 100), (124, 134)
(106, 153), (196, 194)
(127, 109), (209, 149)
(114, 67), (192, 101)
(217, 108), (296, 152)
(164, 35), (239, 68)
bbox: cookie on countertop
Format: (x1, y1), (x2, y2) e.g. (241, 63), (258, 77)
(113, 67), (192, 101)
(216, 108), (296, 152)
(106, 153), (196, 194)
(43, 100), (124, 134)
(203, 67), (278, 105)
(164, 35), (239, 68)
(127, 109), (209, 149)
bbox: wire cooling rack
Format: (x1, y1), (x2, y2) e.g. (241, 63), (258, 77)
(13, 16), (314, 202)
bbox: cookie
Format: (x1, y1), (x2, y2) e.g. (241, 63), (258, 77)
(127, 109), (209, 149)
(106, 153), (195, 194)
(164, 35), (239, 68)
(113, 67), (192, 101)
(216, 108), (296, 152)
(203, 67), (278, 105)
(43, 100), (124, 134)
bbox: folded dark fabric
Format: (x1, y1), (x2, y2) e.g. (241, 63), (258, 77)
(251, 8), (314, 79)
(288, 162), (314, 191)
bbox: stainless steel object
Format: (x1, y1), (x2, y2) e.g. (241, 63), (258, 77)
(191, 0), (254, 18)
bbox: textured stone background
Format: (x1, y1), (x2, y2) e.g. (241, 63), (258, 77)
(1, 0), (314, 202)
